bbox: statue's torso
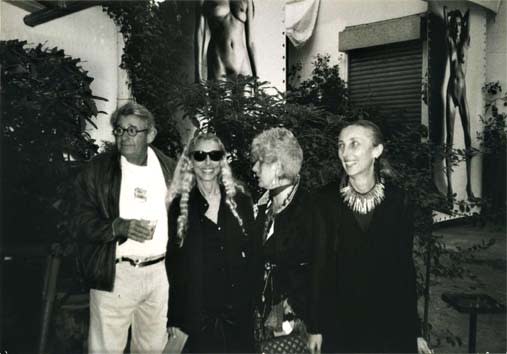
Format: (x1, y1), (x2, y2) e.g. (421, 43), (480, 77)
(448, 38), (467, 100)
(204, 0), (252, 79)
(205, 0), (247, 23)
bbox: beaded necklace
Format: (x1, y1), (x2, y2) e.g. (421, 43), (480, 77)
(340, 181), (385, 214)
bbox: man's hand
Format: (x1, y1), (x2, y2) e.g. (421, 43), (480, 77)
(307, 333), (322, 354)
(113, 218), (154, 242)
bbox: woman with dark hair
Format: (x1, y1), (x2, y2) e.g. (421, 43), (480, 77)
(315, 120), (432, 353)
(251, 127), (325, 354)
(165, 132), (255, 353)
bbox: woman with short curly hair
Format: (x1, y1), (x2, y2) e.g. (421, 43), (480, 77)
(165, 132), (255, 353)
(251, 127), (303, 184)
(251, 127), (325, 354)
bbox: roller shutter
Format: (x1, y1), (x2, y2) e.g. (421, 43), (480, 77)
(348, 40), (422, 126)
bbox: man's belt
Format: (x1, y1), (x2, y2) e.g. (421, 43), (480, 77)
(116, 255), (165, 268)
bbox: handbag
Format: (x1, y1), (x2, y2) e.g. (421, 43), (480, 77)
(255, 268), (309, 354)
(259, 332), (309, 354)
(257, 313), (309, 354)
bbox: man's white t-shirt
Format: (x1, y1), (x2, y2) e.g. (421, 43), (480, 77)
(116, 147), (168, 258)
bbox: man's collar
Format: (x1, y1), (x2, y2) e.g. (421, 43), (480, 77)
(120, 146), (153, 168)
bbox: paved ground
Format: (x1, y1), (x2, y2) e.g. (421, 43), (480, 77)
(425, 223), (506, 353)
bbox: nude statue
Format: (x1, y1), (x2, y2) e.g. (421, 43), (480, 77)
(195, 0), (257, 82)
(444, 7), (474, 200)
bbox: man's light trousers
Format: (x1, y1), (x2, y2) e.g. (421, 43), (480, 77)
(88, 261), (169, 354)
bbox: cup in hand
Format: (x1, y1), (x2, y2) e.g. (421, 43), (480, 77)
(140, 219), (157, 240)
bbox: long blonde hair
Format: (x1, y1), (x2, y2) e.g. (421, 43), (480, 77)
(168, 133), (246, 246)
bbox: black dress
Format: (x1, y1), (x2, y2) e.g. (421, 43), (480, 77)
(316, 182), (420, 353)
(166, 186), (255, 353)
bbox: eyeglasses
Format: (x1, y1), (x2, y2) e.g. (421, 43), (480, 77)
(191, 150), (225, 162)
(112, 126), (149, 137)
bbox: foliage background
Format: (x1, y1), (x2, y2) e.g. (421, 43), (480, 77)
(0, 38), (105, 353)
(0, 39), (105, 246)
(478, 81), (507, 226)
(104, 0), (193, 158)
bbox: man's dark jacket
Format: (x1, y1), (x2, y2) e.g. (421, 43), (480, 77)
(72, 146), (175, 291)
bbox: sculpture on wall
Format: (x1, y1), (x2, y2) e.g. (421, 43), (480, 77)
(195, 0), (257, 82)
(443, 6), (474, 200)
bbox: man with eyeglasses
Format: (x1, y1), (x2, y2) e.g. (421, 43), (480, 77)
(72, 102), (176, 353)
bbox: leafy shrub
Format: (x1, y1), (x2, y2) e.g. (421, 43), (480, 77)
(478, 81), (507, 227)
(287, 54), (351, 116)
(174, 75), (344, 196)
(104, 0), (191, 158)
(1, 39), (104, 245)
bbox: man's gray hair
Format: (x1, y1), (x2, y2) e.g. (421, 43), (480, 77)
(110, 102), (155, 129)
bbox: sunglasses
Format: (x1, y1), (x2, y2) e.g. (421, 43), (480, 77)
(113, 125), (149, 137)
(191, 150), (225, 162)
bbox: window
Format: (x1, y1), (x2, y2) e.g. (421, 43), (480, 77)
(347, 40), (423, 126)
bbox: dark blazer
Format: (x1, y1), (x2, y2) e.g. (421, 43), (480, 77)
(253, 186), (327, 335)
(315, 181), (420, 353)
(166, 186), (255, 347)
(72, 146), (175, 291)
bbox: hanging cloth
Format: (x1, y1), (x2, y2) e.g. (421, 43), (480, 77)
(286, 0), (320, 48)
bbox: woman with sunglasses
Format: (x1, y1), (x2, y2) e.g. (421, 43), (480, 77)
(165, 132), (255, 353)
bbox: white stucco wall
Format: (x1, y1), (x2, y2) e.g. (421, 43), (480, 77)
(255, 0), (286, 91)
(486, 0), (507, 110)
(0, 1), (122, 146)
(288, 0), (428, 81)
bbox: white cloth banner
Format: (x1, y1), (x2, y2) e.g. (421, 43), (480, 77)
(286, 0), (320, 48)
